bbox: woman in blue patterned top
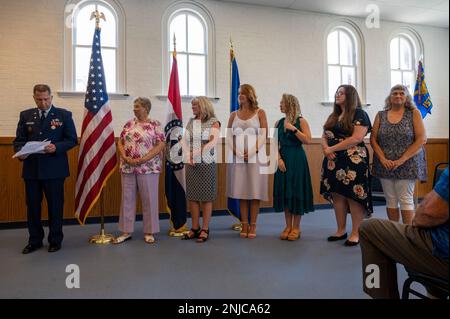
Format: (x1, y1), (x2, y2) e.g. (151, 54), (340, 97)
(370, 84), (427, 225)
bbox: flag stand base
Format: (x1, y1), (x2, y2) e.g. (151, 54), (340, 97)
(89, 229), (114, 244)
(232, 223), (242, 231)
(169, 224), (189, 237)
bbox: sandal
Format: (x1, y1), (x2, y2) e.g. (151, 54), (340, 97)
(280, 227), (291, 240)
(113, 233), (132, 244)
(287, 229), (301, 241)
(240, 222), (248, 238)
(248, 223), (257, 239)
(144, 234), (155, 244)
(196, 229), (209, 243)
(181, 228), (200, 240)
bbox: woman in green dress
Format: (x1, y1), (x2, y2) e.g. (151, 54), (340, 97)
(274, 94), (314, 241)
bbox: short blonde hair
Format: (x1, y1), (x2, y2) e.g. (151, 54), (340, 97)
(134, 97), (152, 113)
(282, 93), (301, 125)
(192, 96), (216, 121)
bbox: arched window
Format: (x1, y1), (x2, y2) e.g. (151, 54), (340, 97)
(162, 2), (215, 97)
(326, 27), (358, 101)
(64, 0), (125, 93)
(389, 31), (421, 94)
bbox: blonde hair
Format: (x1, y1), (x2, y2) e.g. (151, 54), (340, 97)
(384, 84), (416, 111)
(238, 84), (258, 111)
(282, 93), (301, 125)
(192, 96), (216, 121)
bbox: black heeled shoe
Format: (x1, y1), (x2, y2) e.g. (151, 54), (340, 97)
(182, 228), (200, 240)
(327, 233), (348, 241)
(196, 229), (209, 243)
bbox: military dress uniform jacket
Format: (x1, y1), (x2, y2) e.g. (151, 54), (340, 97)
(13, 106), (78, 180)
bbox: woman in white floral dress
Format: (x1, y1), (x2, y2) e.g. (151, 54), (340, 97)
(320, 85), (373, 246)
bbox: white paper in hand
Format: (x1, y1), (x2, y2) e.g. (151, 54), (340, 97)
(12, 140), (51, 158)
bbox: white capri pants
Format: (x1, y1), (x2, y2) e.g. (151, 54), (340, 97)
(379, 178), (416, 211)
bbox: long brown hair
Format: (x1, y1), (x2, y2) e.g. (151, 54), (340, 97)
(238, 84), (258, 111)
(323, 84), (362, 133)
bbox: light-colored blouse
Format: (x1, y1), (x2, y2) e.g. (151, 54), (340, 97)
(119, 118), (165, 174)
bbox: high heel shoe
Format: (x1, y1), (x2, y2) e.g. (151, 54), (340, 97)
(248, 223), (257, 239)
(240, 222), (248, 238)
(287, 229), (301, 241)
(280, 228), (291, 240)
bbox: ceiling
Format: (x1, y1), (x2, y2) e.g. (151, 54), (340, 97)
(216, 0), (449, 28)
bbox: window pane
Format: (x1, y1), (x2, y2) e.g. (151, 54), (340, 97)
(75, 5), (96, 46)
(169, 14), (187, 52)
(170, 53), (187, 95)
(75, 47), (91, 92)
(189, 55), (206, 96)
(390, 37), (399, 69)
(342, 67), (355, 86)
(402, 71), (415, 95)
(102, 48), (116, 93)
(391, 70), (402, 88)
(98, 5), (116, 47)
(327, 31), (339, 64)
(187, 15), (205, 54)
(400, 37), (412, 70)
(339, 30), (354, 66)
(328, 66), (341, 101)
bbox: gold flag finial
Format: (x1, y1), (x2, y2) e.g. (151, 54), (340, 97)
(173, 33), (177, 57)
(90, 9), (106, 29)
(230, 36), (235, 60)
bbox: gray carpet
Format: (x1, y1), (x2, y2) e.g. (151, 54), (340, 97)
(0, 206), (421, 299)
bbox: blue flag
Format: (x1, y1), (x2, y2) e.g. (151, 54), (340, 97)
(227, 48), (241, 221)
(414, 61), (433, 118)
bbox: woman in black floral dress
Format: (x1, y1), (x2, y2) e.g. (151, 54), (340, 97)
(320, 85), (372, 246)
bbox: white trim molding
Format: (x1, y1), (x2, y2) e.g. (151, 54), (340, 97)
(323, 19), (366, 104)
(161, 0), (216, 97)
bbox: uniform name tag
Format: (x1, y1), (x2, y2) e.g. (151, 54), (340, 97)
(26, 122), (35, 125)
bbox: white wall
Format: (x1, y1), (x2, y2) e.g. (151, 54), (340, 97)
(0, 0), (448, 137)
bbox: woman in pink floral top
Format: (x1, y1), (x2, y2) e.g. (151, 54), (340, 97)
(114, 97), (165, 244)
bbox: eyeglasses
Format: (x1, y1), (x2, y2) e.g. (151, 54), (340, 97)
(335, 92), (345, 96)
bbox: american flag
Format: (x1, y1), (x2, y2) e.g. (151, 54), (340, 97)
(75, 27), (117, 224)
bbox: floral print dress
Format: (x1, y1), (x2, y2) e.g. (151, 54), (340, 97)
(320, 108), (373, 216)
(119, 118), (165, 174)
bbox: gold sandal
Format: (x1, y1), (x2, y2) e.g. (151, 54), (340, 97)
(287, 229), (301, 241)
(280, 228), (291, 240)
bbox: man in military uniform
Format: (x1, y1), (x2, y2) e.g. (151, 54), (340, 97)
(13, 84), (77, 254)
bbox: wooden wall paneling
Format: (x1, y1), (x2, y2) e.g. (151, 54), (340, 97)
(1, 137), (448, 223)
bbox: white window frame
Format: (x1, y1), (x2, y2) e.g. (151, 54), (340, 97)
(388, 27), (424, 94)
(162, 1), (216, 98)
(63, 0), (126, 94)
(323, 20), (366, 105)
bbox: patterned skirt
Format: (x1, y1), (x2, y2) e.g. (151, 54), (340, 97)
(320, 144), (373, 217)
(185, 163), (217, 202)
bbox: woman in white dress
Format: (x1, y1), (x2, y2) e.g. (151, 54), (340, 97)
(226, 84), (269, 239)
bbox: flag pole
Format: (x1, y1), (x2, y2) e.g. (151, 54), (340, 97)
(88, 9), (114, 244)
(229, 37), (242, 232)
